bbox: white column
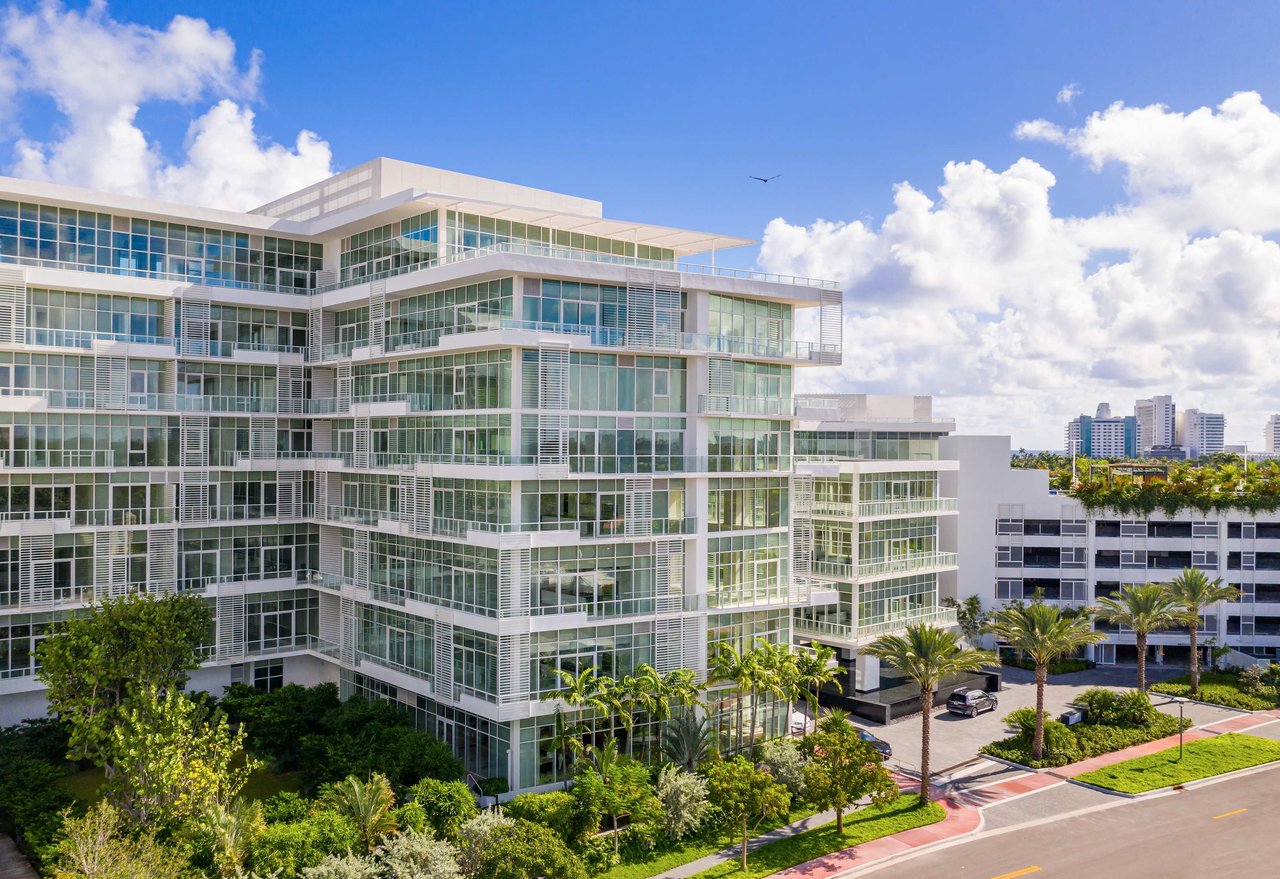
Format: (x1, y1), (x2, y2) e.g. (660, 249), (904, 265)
(855, 653), (880, 691)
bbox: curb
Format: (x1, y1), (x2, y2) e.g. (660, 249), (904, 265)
(1150, 694), (1258, 714)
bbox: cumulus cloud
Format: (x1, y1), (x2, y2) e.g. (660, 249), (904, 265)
(0, 1), (333, 209)
(760, 91), (1280, 449)
(1056, 83), (1082, 106)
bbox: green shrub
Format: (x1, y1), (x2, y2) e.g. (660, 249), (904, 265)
(262, 791), (312, 824)
(1001, 654), (1092, 675)
(247, 811), (361, 878)
(981, 703), (1191, 768)
(504, 791), (579, 843)
(1001, 707), (1045, 736)
(1072, 688), (1155, 727)
(408, 778), (478, 838)
(1150, 672), (1279, 710)
(471, 819), (587, 879)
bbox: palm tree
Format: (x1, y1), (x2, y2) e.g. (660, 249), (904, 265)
(200, 798), (264, 879)
(761, 642), (801, 738)
(711, 643), (759, 754)
(985, 604), (1104, 759)
(319, 773), (397, 853)
(752, 640), (793, 743)
(1166, 568), (1240, 697)
(663, 710), (716, 770)
(542, 665), (611, 752)
(794, 644), (845, 735)
(1095, 582), (1184, 691)
(661, 667), (705, 716)
(865, 624), (997, 804)
(548, 708), (584, 785)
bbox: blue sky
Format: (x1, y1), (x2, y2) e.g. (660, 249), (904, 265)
(4, 1), (1280, 448)
(32, 1), (1280, 251)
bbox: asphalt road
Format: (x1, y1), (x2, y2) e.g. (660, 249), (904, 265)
(868, 763), (1280, 879)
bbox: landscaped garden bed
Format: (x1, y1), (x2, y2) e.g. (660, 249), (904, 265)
(1151, 671), (1280, 711)
(981, 688), (1192, 769)
(1075, 732), (1280, 793)
(685, 794), (944, 879)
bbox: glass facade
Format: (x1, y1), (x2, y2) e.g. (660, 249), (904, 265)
(0, 173), (841, 795)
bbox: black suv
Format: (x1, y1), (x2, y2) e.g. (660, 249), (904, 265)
(946, 687), (998, 717)
(855, 727), (893, 760)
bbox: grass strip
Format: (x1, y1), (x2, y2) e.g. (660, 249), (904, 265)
(602, 807), (818, 879)
(687, 794), (944, 879)
(1076, 732), (1280, 793)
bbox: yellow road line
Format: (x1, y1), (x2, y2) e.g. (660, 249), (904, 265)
(990, 868), (1042, 879)
(1213, 808), (1248, 820)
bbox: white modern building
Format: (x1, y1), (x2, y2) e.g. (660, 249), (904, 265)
(791, 394), (959, 697)
(1177, 409), (1225, 459)
(0, 158), (846, 792)
(952, 437), (1276, 668)
(1266, 415), (1280, 454)
(1135, 395), (1176, 453)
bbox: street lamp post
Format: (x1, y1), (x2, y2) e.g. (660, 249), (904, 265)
(1179, 701), (1184, 760)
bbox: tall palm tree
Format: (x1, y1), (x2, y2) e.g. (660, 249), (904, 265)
(794, 644), (846, 735)
(711, 643), (759, 754)
(753, 640), (795, 742)
(985, 604), (1104, 759)
(547, 708), (584, 785)
(1095, 582), (1184, 691)
(319, 773), (398, 853)
(865, 624), (997, 805)
(542, 665), (611, 751)
(661, 667), (705, 716)
(1166, 568), (1239, 697)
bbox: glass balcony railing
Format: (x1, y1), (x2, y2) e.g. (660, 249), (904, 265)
(698, 395), (793, 417)
(808, 497), (959, 519)
(812, 552), (959, 580)
(795, 605), (959, 643)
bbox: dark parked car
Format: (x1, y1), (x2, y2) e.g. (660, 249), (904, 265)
(854, 727), (892, 759)
(946, 687), (999, 717)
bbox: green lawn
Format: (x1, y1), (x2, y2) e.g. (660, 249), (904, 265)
(1076, 733), (1280, 794)
(57, 766), (303, 804)
(687, 795), (945, 879)
(601, 807), (818, 879)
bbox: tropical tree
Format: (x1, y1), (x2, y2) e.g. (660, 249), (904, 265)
(573, 740), (655, 854)
(793, 644), (845, 735)
(1095, 582), (1184, 691)
(319, 773), (399, 854)
(1166, 568), (1240, 697)
(710, 644), (760, 753)
(541, 666), (611, 753)
(52, 800), (190, 879)
(706, 756), (790, 870)
(200, 798), (265, 879)
(661, 667), (705, 716)
(760, 642), (801, 738)
(36, 593), (211, 769)
(801, 711), (897, 832)
(985, 603), (1104, 759)
(864, 624), (997, 804)
(108, 686), (257, 830)
(547, 709), (584, 784)
(406, 778), (478, 839)
(662, 710), (716, 771)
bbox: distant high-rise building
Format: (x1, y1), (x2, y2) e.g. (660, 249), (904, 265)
(1176, 409), (1225, 458)
(1267, 415), (1280, 454)
(1065, 409), (1137, 458)
(1134, 395), (1176, 452)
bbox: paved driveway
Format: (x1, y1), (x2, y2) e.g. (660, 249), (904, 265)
(861, 665), (1243, 775)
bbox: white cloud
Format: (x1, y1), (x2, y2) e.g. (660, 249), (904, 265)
(759, 91), (1280, 449)
(1056, 83), (1082, 106)
(0, 1), (332, 210)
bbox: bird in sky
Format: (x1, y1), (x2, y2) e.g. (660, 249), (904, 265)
(748, 174), (781, 183)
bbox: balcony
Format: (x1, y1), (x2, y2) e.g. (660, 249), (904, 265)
(698, 395), (792, 417)
(812, 551), (959, 581)
(317, 240), (841, 294)
(857, 497), (958, 518)
(795, 605), (960, 645)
